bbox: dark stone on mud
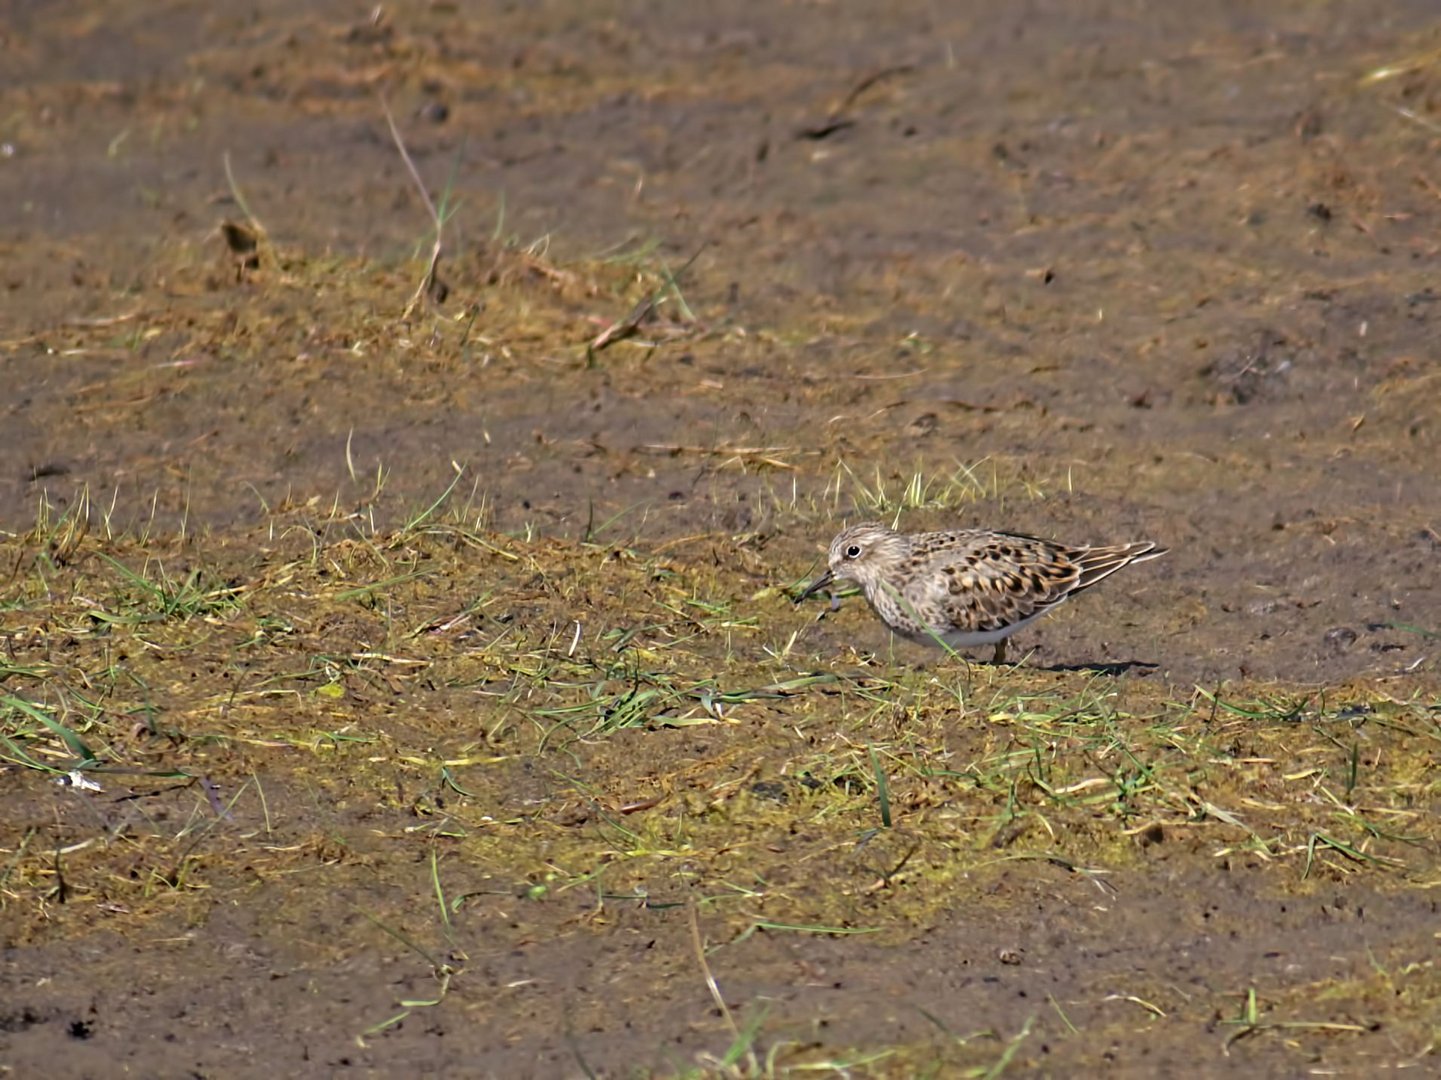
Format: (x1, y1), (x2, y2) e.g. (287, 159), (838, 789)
(750, 780), (788, 803)
(1202, 328), (1297, 405)
(905, 412), (938, 437)
(1324, 626), (1358, 650)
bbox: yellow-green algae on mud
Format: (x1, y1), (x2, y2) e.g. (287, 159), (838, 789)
(2, 497), (1438, 1075)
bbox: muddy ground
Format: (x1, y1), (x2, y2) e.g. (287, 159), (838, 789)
(2, 1), (1439, 1077)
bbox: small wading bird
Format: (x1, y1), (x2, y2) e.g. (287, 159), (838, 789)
(798, 521), (1167, 664)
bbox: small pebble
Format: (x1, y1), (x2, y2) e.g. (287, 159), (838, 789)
(1324, 626), (1358, 651)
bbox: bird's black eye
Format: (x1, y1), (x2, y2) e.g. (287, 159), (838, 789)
(844, 544), (863, 559)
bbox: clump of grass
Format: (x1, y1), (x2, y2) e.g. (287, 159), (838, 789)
(827, 457), (1002, 516)
(758, 457), (1054, 537)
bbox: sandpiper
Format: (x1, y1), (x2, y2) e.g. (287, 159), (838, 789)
(799, 521), (1166, 663)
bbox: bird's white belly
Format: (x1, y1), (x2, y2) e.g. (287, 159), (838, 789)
(931, 609), (1049, 648)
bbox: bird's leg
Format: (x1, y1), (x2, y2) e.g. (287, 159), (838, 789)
(992, 639), (1008, 665)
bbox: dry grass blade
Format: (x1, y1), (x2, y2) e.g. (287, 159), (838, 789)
(381, 95), (448, 315)
(586, 245), (705, 359)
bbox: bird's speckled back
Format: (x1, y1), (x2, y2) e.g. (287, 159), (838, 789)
(821, 521), (1165, 649)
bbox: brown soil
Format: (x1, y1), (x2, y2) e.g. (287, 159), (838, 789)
(2, 2), (1439, 1077)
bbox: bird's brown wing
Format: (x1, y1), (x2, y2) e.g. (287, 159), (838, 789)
(918, 534), (1086, 633)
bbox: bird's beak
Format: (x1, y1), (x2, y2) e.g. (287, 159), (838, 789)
(796, 569), (835, 604)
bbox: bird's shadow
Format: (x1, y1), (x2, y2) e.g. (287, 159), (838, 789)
(1024, 658), (1159, 676)
(910, 655), (1161, 676)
